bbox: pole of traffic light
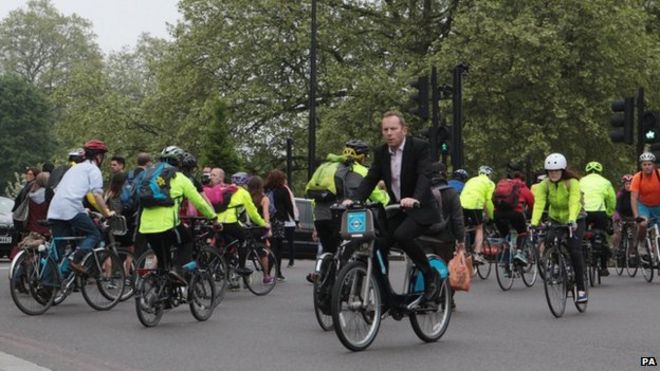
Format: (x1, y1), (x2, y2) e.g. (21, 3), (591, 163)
(637, 87), (645, 158)
(431, 67), (440, 162)
(307, 0), (318, 180)
(286, 138), (294, 192)
(452, 64), (467, 170)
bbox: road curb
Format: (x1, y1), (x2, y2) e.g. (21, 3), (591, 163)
(0, 351), (50, 371)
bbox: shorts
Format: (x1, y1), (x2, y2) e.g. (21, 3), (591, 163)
(464, 209), (484, 226)
(638, 202), (660, 226)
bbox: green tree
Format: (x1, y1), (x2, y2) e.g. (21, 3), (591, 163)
(437, 0), (660, 178)
(199, 98), (243, 175)
(0, 74), (54, 190)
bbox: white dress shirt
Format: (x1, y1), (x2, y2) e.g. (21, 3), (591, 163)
(388, 137), (406, 202)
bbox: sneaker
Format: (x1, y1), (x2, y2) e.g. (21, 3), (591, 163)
(576, 290), (588, 303)
(306, 272), (319, 284)
(599, 268), (610, 277)
(262, 276), (275, 285)
(277, 274), (286, 282)
(287, 262), (294, 268)
(473, 253), (487, 265)
(514, 250), (528, 265)
(235, 267), (253, 276)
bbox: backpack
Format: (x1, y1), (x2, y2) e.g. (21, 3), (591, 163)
(45, 164), (71, 202)
(493, 179), (521, 210)
(119, 170), (140, 214)
(265, 189), (278, 218)
(306, 161), (351, 202)
(204, 184), (239, 213)
(428, 184), (451, 234)
(138, 162), (178, 208)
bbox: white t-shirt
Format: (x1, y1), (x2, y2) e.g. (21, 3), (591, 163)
(47, 160), (104, 221)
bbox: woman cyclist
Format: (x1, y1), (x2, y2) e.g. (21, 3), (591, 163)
(611, 175), (635, 257)
(530, 153), (588, 303)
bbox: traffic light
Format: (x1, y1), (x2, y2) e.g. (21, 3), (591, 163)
(408, 76), (429, 120)
(642, 111), (659, 144)
(610, 97), (634, 145)
(437, 126), (451, 154)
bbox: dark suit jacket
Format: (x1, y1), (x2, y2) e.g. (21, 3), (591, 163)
(354, 136), (439, 225)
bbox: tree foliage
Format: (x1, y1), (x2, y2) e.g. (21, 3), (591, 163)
(0, 73), (54, 190)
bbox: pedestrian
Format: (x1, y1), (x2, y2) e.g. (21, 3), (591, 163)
(264, 169), (294, 281)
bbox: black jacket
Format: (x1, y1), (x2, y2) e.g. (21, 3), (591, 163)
(432, 181), (465, 242)
(269, 186), (294, 222)
(354, 136), (439, 225)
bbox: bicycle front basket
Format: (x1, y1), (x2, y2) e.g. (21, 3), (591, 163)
(340, 208), (375, 242)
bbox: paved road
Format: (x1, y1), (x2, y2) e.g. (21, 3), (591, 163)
(0, 259), (658, 371)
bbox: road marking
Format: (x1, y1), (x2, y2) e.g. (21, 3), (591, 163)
(0, 351), (50, 371)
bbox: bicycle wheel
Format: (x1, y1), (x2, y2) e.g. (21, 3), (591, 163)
(243, 245), (276, 296)
(409, 278), (452, 343)
(313, 254), (335, 331)
(477, 240), (493, 279)
(9, 251), (59, 316)
(613, 246), (625, 276)
(520, 240), (538, 287)
(543, 248), (567, 318)
(135, 273), (164, 327)
(80, 248), (125, 311)
(574, 271), (588, 313)
(196, 246), (227, 306)
(640, 240), (654, 283)
(495, 244), (514, 291)
(189, 271), (216, 322)
(331, 261), (381, 352)
(625, 240), (639, 277)
(116, 247), (136, 301)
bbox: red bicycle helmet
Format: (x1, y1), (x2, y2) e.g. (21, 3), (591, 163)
(83, 139), (108, 153)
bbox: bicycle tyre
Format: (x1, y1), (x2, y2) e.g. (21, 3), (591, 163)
(641, 240), (654, 283)
(520, 240), (538, 287)
(476, 260), (492, 280)
(614, 245), (624, 276)
(495, 244), (514, 291)
(80, 248), (125, 311)
(543, 247), (567, 318)
(9, 251), (59, 316)
(116, 247), (136, 301)
(574, 271), (588, 313)
(135, 273), (164, 327)
(331, 260), (381, 352)
(625, 240), (639, 277)
(196, 246), (227, 306)
(313, 254), (335, 331)
(189, 271), (216, 322)
(409, 278), (452, 343)
(243, 245), (276, 296)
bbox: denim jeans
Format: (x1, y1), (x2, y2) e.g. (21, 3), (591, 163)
(49, 213), (101, 263)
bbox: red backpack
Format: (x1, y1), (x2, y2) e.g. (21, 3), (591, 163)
(492, 179), (521, 210)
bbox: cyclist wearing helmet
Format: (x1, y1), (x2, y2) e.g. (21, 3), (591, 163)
(531, 153), (587, 303)
(216, 171), (269, 278)
(631, 152), (660, 253)
(138, 146), (218, 281)
(449, 169), (469, 194)
(460, 165), (496, 265)
(47, 139), (115, 274)
(612, 174), (636, 255)
(304, 140), (389, 282)
(579, 161), (616, 276)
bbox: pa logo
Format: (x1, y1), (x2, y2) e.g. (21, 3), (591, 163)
(642, 356), (657, 367)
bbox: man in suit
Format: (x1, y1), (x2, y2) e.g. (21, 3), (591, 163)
(347, 111), (440, 301)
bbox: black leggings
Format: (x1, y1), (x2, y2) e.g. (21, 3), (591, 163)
(549, 219), (587, 291)
(143, 224), (193, 271)
(219, 223), (248, 268)
(586, 212), (610, 267)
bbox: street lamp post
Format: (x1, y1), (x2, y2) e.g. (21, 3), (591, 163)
(307, 0), (318, 180)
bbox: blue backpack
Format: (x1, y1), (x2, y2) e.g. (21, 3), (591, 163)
(138, 162), (177, 208)
(265, 189), (278, 218)
(119, 170), (140, 214)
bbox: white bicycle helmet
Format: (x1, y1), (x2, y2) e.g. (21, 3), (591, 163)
(544, 153), (567, 170)
(478, 165), (493, 176)
(639, 152), (656, 163)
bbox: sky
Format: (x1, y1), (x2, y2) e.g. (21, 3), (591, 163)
(0, 0), (181, 54)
